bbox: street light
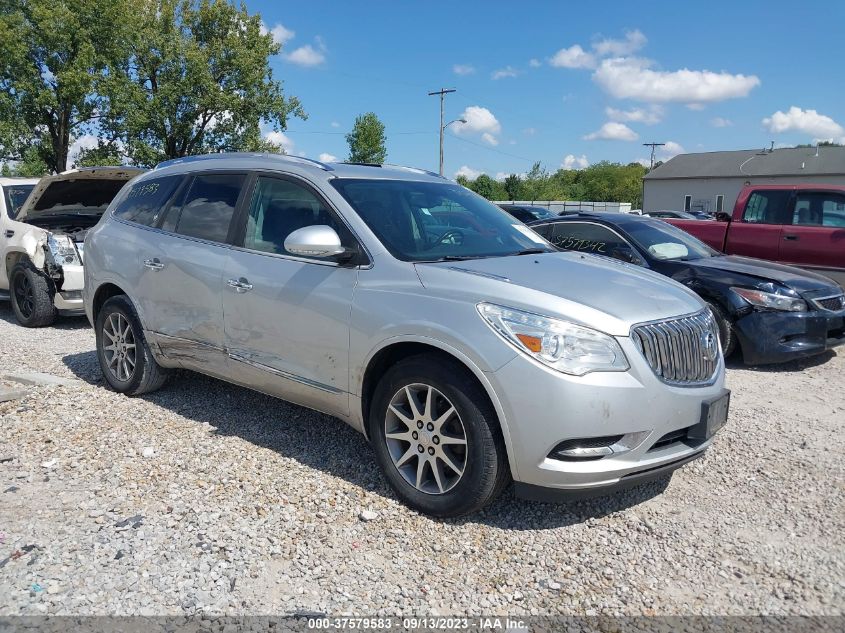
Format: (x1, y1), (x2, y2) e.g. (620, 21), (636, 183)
(439, 118), (466, 177)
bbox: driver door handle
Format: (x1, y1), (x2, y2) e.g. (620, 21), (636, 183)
(143, 257), (164, 271)
(227, 277), (253, 293)
(783, 234), (799, 241)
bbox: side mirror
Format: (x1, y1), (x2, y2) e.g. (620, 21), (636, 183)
(714, 212), (731, 222)
(610, 245), (643, 265)
(284, 225), (352, 260)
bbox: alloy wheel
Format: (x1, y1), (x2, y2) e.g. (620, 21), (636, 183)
(13, 273), (34, 319)
(384, 383), (468, 495)
(102, 313), (137, 382)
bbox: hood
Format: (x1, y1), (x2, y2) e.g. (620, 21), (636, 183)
(685, 255), (841, 293)
(415, 251), (704, 337)
(17, 167), (144, 221)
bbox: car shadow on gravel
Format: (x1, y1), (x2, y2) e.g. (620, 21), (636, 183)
(61, 349), (672, 530)
(725, 349), (836, 373)
(0, 302), (90, 330)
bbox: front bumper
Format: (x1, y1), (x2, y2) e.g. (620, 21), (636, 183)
(732, 308), (845, 365)
(485, 336), (727, 494)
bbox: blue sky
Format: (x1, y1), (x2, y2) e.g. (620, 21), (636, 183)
(254, 0), (845, 179)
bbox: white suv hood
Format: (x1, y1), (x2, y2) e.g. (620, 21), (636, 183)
(16, 167), (144, 221)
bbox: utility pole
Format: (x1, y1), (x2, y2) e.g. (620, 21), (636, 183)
(642, 142), (665, 170)
(428, 88), (456, 176)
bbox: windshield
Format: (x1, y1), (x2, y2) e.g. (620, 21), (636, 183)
(526, 206), (557, 220)
(2, 184), (35, 219)
(330, 179), (555, 262)
(625, 219), (720, 261)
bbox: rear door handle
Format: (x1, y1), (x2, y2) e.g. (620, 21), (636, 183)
(226, 277), (253, 293)
(4, 229), (13, 238)
(143, 257), (164, 271)
(783, 234), (799, 241)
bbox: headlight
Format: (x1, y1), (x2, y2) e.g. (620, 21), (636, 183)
(731, 287), (806, 312)
(477, 303), (629, 376)
(46, 234), (81, 265)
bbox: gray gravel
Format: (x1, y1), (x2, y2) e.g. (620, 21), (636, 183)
(0, 304), (843, 616)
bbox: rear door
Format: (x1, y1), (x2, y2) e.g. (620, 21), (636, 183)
(136, 171), (248, 370)
(220, 173), (360, 417)
(779, 189), (845, 284)
(725, 189), (793, 260)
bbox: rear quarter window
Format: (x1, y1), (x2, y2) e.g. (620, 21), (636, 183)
(113, 176), (182, 227)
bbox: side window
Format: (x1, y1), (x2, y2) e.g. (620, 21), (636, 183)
(509, 208), (532, 223)
(530, 223), (552, 240)
(164, 173), (245, 243)
(742, 190), (792, 224)
(548, 222), (640, 263)
(242, 176), (353, 257)
(112, 176), (181, 227)
(792, 192), (845, 228)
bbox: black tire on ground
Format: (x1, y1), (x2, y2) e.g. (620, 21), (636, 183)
(95, 295), (169, 396)
(10, 261), (56, 327)
(368, 353), (510, 517)
(707, 301), (737, 358)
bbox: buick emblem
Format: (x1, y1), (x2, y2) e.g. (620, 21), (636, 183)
(701, 331), (719, 361)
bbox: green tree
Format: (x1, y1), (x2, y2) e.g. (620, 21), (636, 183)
(346, 112), (387, 163)
(1, 145), (49, 176)
(502, 174), (522, 200)
(0, 0), (128, 172)
(101, 0), (305, 167)
(75, 140), (124, 167)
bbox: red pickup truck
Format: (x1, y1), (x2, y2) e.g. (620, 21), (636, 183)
(666, 184), (845, 286)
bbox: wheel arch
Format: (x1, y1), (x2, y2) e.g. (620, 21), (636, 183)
(357, 337), (518, 479)
(92, 282), (131, 324)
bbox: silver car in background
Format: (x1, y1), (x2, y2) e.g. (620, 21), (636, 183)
(83, 154), (729, 517)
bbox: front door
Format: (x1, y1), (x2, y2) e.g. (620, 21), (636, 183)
(725, 189), (793, 260)
(221, 174), (359, 417)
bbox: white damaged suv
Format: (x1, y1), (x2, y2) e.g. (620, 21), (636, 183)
(1, 167), (142, 327)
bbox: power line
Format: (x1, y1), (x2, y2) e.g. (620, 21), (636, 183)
(446, 132), (536, 164)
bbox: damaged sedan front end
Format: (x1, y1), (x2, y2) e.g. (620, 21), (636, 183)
(1, 167), (144, 326)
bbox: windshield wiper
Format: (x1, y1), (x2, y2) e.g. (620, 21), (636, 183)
(432, 255), (478, 261)
(512, 248), (549, 256)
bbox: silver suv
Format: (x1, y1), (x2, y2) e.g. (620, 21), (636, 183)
(83, 154), (729, 517)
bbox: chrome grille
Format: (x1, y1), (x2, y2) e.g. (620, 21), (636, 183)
(631, 310), (719, 386)
(813, 294), (845, 311)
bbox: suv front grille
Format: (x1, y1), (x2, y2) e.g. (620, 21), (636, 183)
(631, 310), (719, 386)
(813, 294), (845, 311)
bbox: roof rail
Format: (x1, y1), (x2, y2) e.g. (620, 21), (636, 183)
(383, 163), (445, 179)
(153, 152), (334, 172)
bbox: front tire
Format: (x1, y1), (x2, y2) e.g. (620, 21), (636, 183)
(10, 261), (56, 327)
(96, 295), (168, 395)
(707, 301), (736, 358)
(368, 354), (509, 517)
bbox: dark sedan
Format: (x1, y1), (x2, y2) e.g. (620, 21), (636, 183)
(528, 213), (845, 365)
(498, 204), (560, 223)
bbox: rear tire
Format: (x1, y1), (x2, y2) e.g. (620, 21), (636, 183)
(368, 353), (509, 517)
(96, 295), (168, 396)
(10, 261), (56, 327)
(707, 301), (736, 358)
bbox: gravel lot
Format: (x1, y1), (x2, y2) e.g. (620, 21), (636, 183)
(1, 302), (843, 617)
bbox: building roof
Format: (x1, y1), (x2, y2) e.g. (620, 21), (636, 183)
(643, 146), (845, 180)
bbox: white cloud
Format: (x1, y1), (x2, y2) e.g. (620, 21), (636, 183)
(318, 152), (337, 162)
(549, 44), (596, 69)
(605, 105), (664, 125)
(634, 157), (650, 168)
(529, 58), (541, 68)
(584, 122), (638, 141)
(762, 106), (844, 141)
(562, 154), (590, 170)
(593, 57), (760, 103)
(453, 64), (475, 76)
(711, 117), (733, 127)
(491, 65), (519, 80)
(452, 106), (501, 145)
(284, 38), (326, 67)
(454, 165), (483, 180)
(270, 23), (295, 46)
(264, 130), (295, 152)
(330, 121), (340, 128)
(593, 29), (647, 56)
(660, 141), (685, 159)
(68, 134), (101, 166)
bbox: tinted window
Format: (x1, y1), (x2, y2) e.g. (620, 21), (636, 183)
(545, 222), (632, 258)
(166, 173), (245, 243)
(113, 176), (181, 227)
(743, 190), (792, 224)
(2, 184), (34, 219)
(243, 176), (353, 257)
(792, 191), (845, 228)
(330, 179), (553, 262)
